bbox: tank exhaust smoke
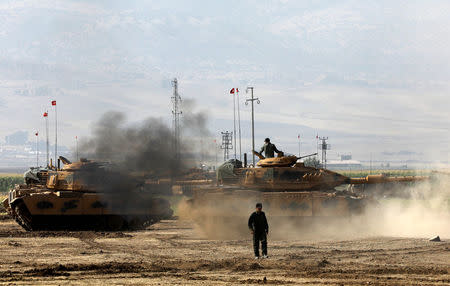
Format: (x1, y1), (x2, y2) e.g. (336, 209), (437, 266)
(79, 99), (210, 176)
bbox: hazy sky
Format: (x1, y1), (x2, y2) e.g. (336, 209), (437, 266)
(0, 0), (449, 163)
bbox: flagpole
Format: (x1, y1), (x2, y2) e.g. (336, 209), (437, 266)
(56, 103), (57, 165)
(76, 136), (78, 161)
(298, 134), (301, 157)
(237, 88), (242, 161)
(53, 101), (57, 168)
(36, 132), (39, 167)
(233, 89), (237, 160)
(45, 112), (49, 167)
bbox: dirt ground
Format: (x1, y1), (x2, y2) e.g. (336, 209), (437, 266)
(0, 217), (448, 285)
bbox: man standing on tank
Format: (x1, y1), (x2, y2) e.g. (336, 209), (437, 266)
(248, 203), (269, 259)
(259, 138), (282, 158)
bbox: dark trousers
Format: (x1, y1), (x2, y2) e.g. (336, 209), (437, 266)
(253, 232), (267, 257)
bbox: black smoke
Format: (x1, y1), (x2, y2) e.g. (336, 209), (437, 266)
(78, 100), (211, 187)
(80, 111), (181, 176)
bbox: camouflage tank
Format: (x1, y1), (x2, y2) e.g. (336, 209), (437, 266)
(186, 153), (428, 237)
(3, 156), (173, 231)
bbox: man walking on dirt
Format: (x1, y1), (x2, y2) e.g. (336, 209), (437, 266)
(248, 203), (269, 259)
(259, 138), (282, 158)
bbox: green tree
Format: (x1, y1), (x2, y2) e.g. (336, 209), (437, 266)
(0, 176), (24, 193)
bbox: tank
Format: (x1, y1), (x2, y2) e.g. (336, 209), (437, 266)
(186, 153), (429, 237)
(3, 156), (173, 231)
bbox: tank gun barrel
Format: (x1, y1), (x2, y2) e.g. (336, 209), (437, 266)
(145, 179), (213, 185)
(350, 174), (429, 185)
(297, 153), (318, 160)
(252, 151), (318, 161)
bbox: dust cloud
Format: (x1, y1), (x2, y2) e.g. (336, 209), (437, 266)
(361, 174), (450, 238)
(180, 174), (450, 240)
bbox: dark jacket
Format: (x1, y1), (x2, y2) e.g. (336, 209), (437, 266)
(248, 211), (269, 234)
(260, 143), (281, 158)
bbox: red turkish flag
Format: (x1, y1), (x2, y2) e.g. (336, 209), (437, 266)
(230, 88), (235, 94)
(316, 134), (319, 139)
(236, 88), (239, 93)
(51, 100), (56, 106)
(43, 112), (48, 117)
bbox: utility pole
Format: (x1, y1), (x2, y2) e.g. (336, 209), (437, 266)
(171, 78), (182, 163)
(245, 87), (260, 166)
(319, 137), (330, 169)
(220, 131), (233, 161)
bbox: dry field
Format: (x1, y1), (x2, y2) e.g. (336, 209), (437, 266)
(0, 216), (448, 285)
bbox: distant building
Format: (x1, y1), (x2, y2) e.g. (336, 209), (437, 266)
(327, 158), (362, 170)
(340, 154), (352, 161)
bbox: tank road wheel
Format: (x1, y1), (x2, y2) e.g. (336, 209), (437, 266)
(125, 217), (146, 230)
(106, 216), (125, 230)
(13, 201), (33, 231)
(12, 206), (26, 230)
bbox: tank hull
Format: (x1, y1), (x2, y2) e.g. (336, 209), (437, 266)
(7, 184), (173, 231)
(190, 188), (364, 217)
(185, 186), (367, 238)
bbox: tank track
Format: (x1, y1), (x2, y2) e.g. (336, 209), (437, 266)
(11, 200), (173, 231)
(13, 201), (33, 231)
